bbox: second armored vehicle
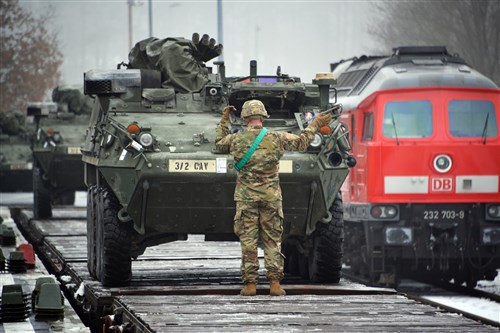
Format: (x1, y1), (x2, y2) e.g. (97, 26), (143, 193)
(82, 34), (354, 286)
(0, 112), (34, 192)
(28, 86), (92, 218)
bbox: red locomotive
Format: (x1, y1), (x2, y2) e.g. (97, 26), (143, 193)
(332, 46), (500, 287)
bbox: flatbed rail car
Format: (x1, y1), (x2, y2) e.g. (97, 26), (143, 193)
(10, 207), (499, 333)
(330, 46), (500, 287)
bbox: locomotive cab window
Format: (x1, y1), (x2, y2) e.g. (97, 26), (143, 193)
(448, 100), (498, 137)
(362, 112), (374, 141)
(382, 100), (432, 138)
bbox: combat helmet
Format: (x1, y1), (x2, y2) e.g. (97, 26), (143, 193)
(241, 99), (269, 118)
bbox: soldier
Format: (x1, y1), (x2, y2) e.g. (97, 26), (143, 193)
(215, 99), (331, 296)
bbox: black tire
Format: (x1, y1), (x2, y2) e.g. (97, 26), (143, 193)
(87, 185), (97, 279)
(33, 165), (52, 218)
(96, 186), (132, 286)
(53, 190), (75, 205)
(283, 243), (301, 276)
(283, 243), (309, 279)
(308, 193), (344, 283)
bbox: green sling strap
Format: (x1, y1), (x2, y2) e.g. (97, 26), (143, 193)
(234, 128), (268, 172)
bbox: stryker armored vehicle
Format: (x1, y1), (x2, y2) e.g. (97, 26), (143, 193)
(82, 34), (355, 286)
(0, 112), (34, 192)
(28, 86), (92, 218)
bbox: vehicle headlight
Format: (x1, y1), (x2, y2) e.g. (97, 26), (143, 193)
(309, 133), (322, 148)
(52, 132), (62, 143)
(138, 132), (154, 147)
(433, 154), (452, 173)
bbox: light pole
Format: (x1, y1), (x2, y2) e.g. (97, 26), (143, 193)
(127, 0), (143, 50)
(148, 0), (153, 37)
(255, 25), (260, 62)
(217, 0), (223, 61)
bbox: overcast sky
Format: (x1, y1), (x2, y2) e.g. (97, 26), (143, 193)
(21, 0), (378, 86)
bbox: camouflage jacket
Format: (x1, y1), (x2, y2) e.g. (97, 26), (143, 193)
(216, 121), (317, 202)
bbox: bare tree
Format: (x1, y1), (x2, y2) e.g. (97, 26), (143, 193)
(0, 0), (62, 114)
(370, 0), (500, 85)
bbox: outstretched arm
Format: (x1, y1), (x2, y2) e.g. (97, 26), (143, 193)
(280, 113), (332, 151)
(215, 105), (236, 153)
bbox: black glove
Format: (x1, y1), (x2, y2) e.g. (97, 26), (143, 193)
(192, 33), (223, 62)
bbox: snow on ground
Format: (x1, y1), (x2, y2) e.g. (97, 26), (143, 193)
(422, 294), (500, 323)
(477, 270), (500, 295)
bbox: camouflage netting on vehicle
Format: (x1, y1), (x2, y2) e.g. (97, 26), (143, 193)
(52, 86), (92, 115)
(128, 33), (222, 94)
(0, 112), (26, 135)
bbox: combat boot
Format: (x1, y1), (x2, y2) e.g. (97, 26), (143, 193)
(240, 283), (257, 296)
(269, 280), (286, 296)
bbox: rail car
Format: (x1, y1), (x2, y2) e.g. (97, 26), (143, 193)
(331, 46), (500, 287)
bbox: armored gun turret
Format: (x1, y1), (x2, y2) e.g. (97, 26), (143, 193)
(28, 86), (91, 218)
(82, 34), (354, 286)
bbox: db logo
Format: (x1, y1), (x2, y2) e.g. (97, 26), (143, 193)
(431, 177), (453, 192)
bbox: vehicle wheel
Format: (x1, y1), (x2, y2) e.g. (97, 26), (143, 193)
(465, 270), (478, 289)
(96, 186), (132, 286)
(53, 190), (75, 205)
(283, 243), (295, 275)
(308, 193), (344, 283)
(33, 165), (52, 218)
(87, 185), (97, 279)
(344, 222), (366, 277)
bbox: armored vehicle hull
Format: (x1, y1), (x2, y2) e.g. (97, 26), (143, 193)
(28, 102), (89, 218)
(0, 140), (33, 192)
(0, 168), (33, 192)
(83, 36), (353, 286)
(0, 113), (34, 192)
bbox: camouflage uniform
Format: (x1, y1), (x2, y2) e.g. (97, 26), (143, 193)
(216, 111), (317, 284)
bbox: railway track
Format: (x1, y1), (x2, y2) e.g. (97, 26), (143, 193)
(7, 206), (499, 332)
(343, 269), (500, 328)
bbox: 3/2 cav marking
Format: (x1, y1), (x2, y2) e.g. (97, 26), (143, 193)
(168, 159), (216, 173)
(173, 161), (210, 171)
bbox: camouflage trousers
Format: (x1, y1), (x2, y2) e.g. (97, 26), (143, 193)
(234, 200), (284, 284)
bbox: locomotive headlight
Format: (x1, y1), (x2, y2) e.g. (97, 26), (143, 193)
(309, 133), (322, 148)
(433, 154), (452, 173)
(385, 206), (398, 218)
(370, 205), (399, 220)
(138, 132), (154, 147)
(371, 206), (382, 218)
(486, 204), (500, 221)
(481, 227), (500, 245)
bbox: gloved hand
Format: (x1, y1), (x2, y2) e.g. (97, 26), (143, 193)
(192, 33), (223, 62)
(221, 105), (236, 122)
(310, 113), (332, 130)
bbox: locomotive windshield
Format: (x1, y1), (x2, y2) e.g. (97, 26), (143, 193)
(382, 100), (433, 138)
(448, 100), (498, 138)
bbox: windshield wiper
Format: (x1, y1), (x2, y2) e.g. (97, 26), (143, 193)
(391, 112), (400, 145)
(481, 112), (489, 144)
